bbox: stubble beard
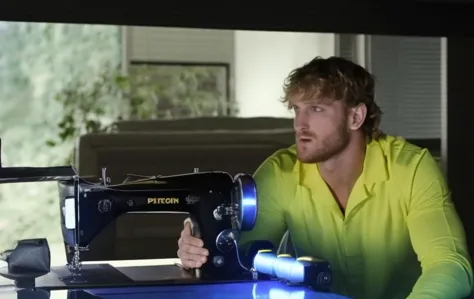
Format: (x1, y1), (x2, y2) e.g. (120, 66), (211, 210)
(296, 123), (350, 164)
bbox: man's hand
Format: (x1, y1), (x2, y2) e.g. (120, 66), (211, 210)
(177, 222), (209, 269)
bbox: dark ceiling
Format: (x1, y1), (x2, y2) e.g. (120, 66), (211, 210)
(0, 1), (473, 37)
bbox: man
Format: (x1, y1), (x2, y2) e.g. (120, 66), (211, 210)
(177, 56), (473, 299)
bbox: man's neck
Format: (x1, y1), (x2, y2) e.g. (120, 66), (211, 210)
(318, 136), (366, 190)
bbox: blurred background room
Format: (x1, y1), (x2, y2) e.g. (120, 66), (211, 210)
(0, 22), (443, 266)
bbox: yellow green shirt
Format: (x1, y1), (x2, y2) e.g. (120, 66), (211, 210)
(239, 135), (473, 299)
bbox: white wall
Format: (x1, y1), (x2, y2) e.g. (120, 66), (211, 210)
(234, 31), (336, 117)
(124, 27), (337, 118)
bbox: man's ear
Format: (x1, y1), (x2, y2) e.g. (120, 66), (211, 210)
(349, 104), (367, 131)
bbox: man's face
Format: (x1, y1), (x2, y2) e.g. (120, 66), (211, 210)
(290, 94), (351, 163)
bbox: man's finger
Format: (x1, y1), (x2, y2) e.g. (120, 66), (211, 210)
(184, 222), (193, 235)
(179, 231), (204, 248)
(177, 248), (190, 260)
(185, 236), (205, 248)
(180, 243), (208, 257)
(178, 250), (207, 264)
(187, 245), (209, 256)
(182, 223), (192, 236)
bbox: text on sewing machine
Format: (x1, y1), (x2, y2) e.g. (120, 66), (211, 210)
(147, 197), (180, 204)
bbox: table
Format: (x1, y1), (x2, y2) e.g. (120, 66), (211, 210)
(52, 281), (351, 299)
(90, 281), (350, 299)
(0, 264), (351, 299)
(1, 280), (350, 299)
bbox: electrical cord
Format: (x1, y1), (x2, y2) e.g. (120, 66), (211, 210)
(233, 239), (250, 272)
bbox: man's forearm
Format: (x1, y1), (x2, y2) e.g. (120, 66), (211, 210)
(407, 261), (472, 299)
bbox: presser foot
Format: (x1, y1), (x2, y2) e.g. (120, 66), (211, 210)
(66, 262), (81, 276)
(62, 245), (88, 283)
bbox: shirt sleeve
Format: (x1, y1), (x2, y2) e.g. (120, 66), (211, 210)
(406, 151), (473, 299)
(238, 155), (288, 255)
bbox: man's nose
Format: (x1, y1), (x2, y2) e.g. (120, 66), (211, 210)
(293, 110), (309, 131)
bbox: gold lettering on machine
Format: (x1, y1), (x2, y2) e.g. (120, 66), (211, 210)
(147, 197), (180, 204)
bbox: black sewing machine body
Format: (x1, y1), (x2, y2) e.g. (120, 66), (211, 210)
(58, 171), (257, 280)
(0, 134), (332, 296)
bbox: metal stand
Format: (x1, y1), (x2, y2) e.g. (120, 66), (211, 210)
(67, 244), (83, 276)
(66, 167), (110, 277)
(65, 175), (84, 278)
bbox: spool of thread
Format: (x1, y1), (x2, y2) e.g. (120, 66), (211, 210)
(274, 254), (297, 279)
(253, 252), (332, 291)
(252, 249), (277, 276)
(253, 251), (306, 284)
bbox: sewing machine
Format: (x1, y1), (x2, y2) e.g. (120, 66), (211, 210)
(58, 167), (258, 280)
(54, 166), (332, 290)
(0, 140), (333, 296)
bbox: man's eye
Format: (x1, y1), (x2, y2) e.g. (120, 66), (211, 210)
(289, 105), (298, 111)
(311, 106), (322, 112)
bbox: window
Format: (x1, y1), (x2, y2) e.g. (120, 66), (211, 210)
(127, 61), (235, 118)
(336, 34), (442, 157)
